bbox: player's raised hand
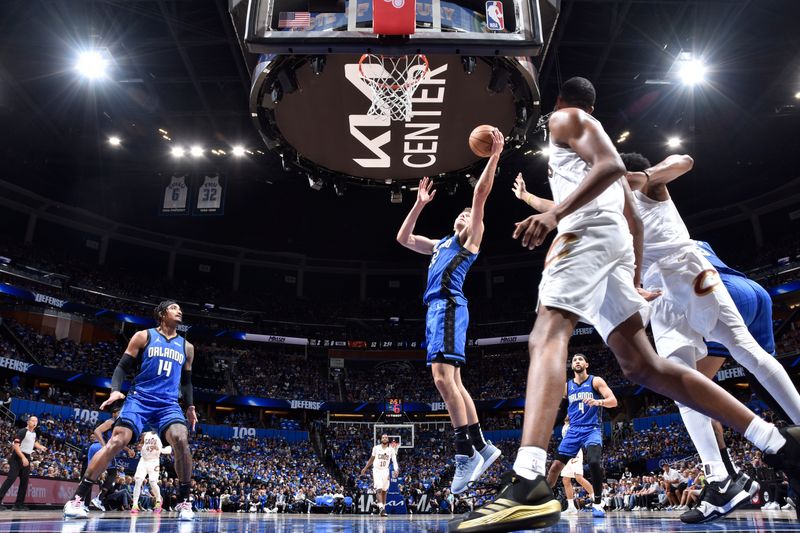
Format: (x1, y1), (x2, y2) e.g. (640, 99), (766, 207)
(513, 211), (558, 249)
(186, 405), (198, 431)
(637, 287), (663, 302)
(100, 390), (126, 411)
(512, 173), (528, 201)
(489, 128), (504, 157)
(416, 176), (436, 205)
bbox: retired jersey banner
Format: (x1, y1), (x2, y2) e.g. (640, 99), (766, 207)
(160, 175), (190, 215)
(193, 174), (226, 215)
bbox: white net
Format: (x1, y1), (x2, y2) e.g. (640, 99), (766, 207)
(358, 54), (429, 122)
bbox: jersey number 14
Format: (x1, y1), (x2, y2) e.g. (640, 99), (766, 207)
(158, 359), (173, 378)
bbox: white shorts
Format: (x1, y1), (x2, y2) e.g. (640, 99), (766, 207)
(373, 470), (390, 492)
(538, 217), (649, 342)
(644, 246), (744, 361)
(561, 450), (584, 478)
(134, 458), (160, 480)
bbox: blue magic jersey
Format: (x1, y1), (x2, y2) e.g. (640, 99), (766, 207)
(566, 375), (602, 427)
(695, 241), (745, 278)
(423, 233), (478, 305)
(133, 328), (186, 403)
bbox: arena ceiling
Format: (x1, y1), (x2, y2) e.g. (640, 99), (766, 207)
(0, 0), (798, 263)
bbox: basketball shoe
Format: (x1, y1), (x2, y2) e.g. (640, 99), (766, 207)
(448, 471), (560, 532)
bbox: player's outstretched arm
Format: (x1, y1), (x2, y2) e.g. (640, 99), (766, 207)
(644, 154), (694, 187)
(464, 128), (504, 251)
(396, 176), (438, 255)
(183, 342), (197, 431)
(512, 173), (555, 213)
(102, 330), (147, 411)
(584, 376), (618, 408)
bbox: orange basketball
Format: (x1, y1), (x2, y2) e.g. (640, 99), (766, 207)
(468, 124), (496, 158)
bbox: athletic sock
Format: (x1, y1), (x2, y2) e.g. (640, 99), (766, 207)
(76, 478), (96, 501)
(454, 425), (473, 456)
(468, 423), (487, 452)
(744, 417), (786, 454)
(513, 446), (547, 480)
(677, 403), (728, 482)
(720, 446), (740, 477)
(179, 482), (191, 503)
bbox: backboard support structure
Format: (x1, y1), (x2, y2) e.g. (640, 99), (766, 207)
(228, 0), (560, 189)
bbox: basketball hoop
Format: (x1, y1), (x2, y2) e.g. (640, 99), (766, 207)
(358, 54), (429, 122)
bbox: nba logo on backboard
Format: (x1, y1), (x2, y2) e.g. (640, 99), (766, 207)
(485, 1), (504, 31)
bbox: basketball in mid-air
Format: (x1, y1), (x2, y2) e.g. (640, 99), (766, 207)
(468, 125), (497, 158)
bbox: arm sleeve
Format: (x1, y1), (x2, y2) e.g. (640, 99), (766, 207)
(180, 368), (193, 406)
(392, 449), (399, 470)
(111, 354), (137, 392)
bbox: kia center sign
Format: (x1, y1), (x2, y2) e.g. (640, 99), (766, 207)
(251, 54), (538, 183)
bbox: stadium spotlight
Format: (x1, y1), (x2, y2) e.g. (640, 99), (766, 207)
(795, 91), (800, 100)
(674, 52), (707, 86)
(108, 136), (121, 147)
(667, 136), (682, 148)
(540, 147), (551, 157)
(76, 50), (109, 80)
(171, 146), (185, 158)
(190, 145), (203, 158)
(232, 145), (246, 157)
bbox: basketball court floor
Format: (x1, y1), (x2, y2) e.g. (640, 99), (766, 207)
(0, 510), (796, 533)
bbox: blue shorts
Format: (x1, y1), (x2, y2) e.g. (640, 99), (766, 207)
(557, 426), (603, 460)
(116, 392), (187, 444)
(706, 275), (775, 358)
(425, 299), (468, 366)
(87, 442), (102, 464)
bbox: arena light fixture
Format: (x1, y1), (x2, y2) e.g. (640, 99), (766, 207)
(108, 136), (121, 147)
(190, 145), (203, 158)
(795, 91), (800, 100)
(673, 52), (707, 86)
(76, 50), (109, 80)
(667, 137), (682, 148)
(232, 145), (246, 157)
(171, 146), (185, 158)
(540, 147), (551, 157)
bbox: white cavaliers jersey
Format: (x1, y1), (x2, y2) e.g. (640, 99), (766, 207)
(547, 116), (626, 232)
(371, 444), (397, 472)
(632, 190), (693, 275)
(141, 432), (170, 461)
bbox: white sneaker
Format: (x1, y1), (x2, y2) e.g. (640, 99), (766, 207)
(63, 497), (89, 519)
(176, 501), (195, 521)
(89, 496), (105, 512)
(782, 498), (796, 510)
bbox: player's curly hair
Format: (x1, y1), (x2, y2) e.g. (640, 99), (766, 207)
(153, 300), (178, 324)
(619, 152), (651, 172)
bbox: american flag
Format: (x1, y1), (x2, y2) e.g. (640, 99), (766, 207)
(278, 12), (311, 29)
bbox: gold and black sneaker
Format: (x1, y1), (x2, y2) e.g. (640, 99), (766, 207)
(448, 471), (561, 533)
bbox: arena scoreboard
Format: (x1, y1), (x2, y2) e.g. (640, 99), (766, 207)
(384, 398), (404, 415)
